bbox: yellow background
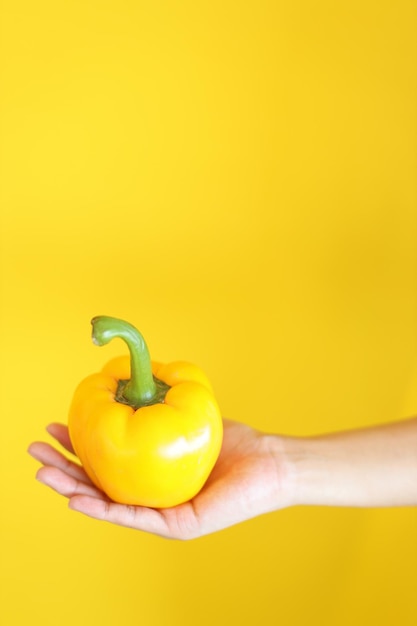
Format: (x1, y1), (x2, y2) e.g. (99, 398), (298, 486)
(1, 1), (416, 625)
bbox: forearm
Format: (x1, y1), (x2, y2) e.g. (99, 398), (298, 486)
(282, 417), (417, 508)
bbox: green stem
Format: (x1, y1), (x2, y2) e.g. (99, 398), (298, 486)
(91, 316), (157, 407)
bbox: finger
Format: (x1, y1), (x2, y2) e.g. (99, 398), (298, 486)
(68, 496), (174, 538)
(28, 442), (87, 483)
(46, 423), (75, 455)
(36, 466), (103, 499)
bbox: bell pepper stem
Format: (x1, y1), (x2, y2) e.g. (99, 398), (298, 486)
(91, 316), (157, 406)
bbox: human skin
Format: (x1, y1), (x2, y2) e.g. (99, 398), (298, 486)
(28, 417), (417, 540)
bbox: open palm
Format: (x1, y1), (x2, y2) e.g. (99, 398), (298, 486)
(29, 420), (290, 539)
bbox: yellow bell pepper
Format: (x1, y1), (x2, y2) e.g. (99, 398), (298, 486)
(68, 316), (223, 508)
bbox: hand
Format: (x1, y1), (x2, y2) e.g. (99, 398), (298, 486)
(29, 416), (417, 537)
(28, 420), (292, 539)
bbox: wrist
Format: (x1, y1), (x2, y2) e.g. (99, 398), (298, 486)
(264, 433), (309, 509)
(271, 434), (330, 508)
